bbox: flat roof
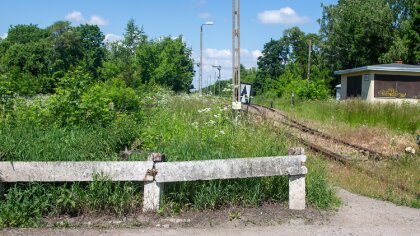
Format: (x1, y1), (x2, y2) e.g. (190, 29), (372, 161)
(334, 63), (420, 75)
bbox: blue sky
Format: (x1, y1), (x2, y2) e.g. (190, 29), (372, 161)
(0, 0), (337, 87)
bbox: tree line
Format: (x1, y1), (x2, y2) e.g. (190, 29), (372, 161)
(0, 0), (418, 100)
(0, 19), (194, 96)
(243, 0), (419, 99)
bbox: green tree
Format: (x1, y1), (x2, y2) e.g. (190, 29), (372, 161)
(76, 24), (106, 78)
(123, 18), (147, 53)
(136, 36), (194, 92)
(6, 24), (47, 44)
(319, 0), (394, 70)
(102, 19), (147, 87)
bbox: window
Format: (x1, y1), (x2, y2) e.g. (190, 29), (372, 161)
(374, 74), (420, 98)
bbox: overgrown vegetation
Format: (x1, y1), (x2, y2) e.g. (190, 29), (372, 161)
(328, 156), (419, 208)
(1, 0), (417, 228)
(254, 97), (420, 134)
(0, 94), (339, 228)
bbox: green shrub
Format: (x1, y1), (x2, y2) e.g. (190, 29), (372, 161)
(79, 79), (141, 125)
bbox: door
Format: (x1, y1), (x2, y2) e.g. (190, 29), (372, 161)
(347, 75), (362, 98)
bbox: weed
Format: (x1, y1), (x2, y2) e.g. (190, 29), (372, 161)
(228, 210), (241, 221)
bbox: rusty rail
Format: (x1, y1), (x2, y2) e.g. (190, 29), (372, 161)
(249, 104), (390, 161)
(245, 104), (419, 197)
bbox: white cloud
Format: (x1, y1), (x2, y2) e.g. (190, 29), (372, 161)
(88, 15), (109, 26)
(205, 48), (231, 59)
(0, 33), (7, 39)
(198, 12), (211, 19)
(65, 11), (109, 26)
(258, 7), (310, 25)
(65, 11), (85, 23)
(252, 50), (262, 60)
(104, 33), (123, 43)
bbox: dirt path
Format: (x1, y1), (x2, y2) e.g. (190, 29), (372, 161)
(3, 188), (419, 236)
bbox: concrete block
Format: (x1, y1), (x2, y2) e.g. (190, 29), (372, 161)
(143, 180), (163, 212)
(289, 174), (306, 210)
(0, 161), (154, 182)
(155, 155), (307, 183)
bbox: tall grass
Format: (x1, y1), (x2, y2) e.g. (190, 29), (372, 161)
(254, 96), (420, 134)
(0, 116), (143, 161)
(0, 94), (339, 228)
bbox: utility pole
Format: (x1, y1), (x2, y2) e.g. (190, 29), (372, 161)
(199, 22), (214, 96)
(214, 71), (217, 96)
(307, 39), (312, 84)
(232, 0), (241, 110)
(212, 65), (222, 96)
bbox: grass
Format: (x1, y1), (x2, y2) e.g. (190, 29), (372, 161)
(0, 94), (339, 228)
(327, 156), (419, 208)
(0, 176), (142, 228)
(253, 96), (420, 134)
(253, 95), (419, 208)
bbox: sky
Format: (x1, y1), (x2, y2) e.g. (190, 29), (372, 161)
(0, 0), (337, 88)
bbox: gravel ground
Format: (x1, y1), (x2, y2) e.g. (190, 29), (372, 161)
(3, 188), (419, 236)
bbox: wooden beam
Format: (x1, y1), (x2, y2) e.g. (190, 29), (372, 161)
(155, 155), (307, 183)
(0, 161), (154, 182)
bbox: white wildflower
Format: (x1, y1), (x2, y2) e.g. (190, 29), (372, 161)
(198, 107), (211, 113)
(206, 120), (216, 125)
(220, 130), (225, 135)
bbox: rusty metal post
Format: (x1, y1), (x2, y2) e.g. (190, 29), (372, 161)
(143, 153), (165, 212)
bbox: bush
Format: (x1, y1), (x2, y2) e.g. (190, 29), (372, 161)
(264, 64), (332, 100)
(79, 79), (141, 125)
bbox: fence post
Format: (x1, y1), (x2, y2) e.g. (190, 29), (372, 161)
(143, 153), (165, 213)
(288, 147), (306, 210)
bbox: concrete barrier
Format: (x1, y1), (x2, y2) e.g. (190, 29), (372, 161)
(0, 154), (307, 212)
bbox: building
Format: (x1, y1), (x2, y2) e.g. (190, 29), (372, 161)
(334, 63), (420, 102)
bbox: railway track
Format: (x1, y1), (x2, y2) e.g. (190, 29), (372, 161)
(246, 104), (390, 161)
(244, 104), (419, 197)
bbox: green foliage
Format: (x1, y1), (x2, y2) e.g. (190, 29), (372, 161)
(319, 0), (394, 70)
(306, 157), (341, 209)
(0, 178), (142, 228)
(0, 94), (338, 227)
(6, 24), (47, 44)
(137, 36), (194, 92)
(256, 97), (420, 134)
(140, 95), (337, 213)
(79, 79), (141, 125)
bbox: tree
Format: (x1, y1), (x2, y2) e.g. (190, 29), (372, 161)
(257, 39), (289, 80)
(136, 36), (194, 92)
(379, 0), (418, 64)
(123, 19), (147, 53)
(319, 0), (394, 70)
(6, 24), (47, 44)
(48, 21), (83, 73)
(76, 24), (106, 77)
(102, 19), (147, 87)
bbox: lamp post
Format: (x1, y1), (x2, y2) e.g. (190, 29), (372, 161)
(212, 65), (222, 96)
(199, 21), (214, 96)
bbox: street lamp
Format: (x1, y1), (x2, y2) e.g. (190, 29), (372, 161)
(199, 21), (214, 96)
(212, 65), (222, 96)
